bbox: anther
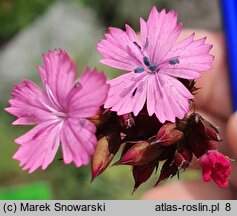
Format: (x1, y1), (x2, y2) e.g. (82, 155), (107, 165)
(133, 41), (141, 50)
(143, 56), (151, 66)
(149, 64), (158, 72)
(132, 88), (137, 97)
(169, 58), (180, 65)
(134, 67), (145, 73)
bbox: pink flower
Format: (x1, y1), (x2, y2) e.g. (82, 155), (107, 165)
(5, 50), (109, 173)
(199, 150), (231, 188)
(97, 7), (213, 123)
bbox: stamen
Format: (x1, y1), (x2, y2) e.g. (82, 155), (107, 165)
(133, 41), (141, 50)
(149, 64), (158, 72)
(143, 56), (151, 66)
(169, 58), (180, 65)
(144, 37), (149, 49)
(132, 88), (137, 97)
(39, 99), (67, 118)
(45, 85), (62, 110)
(134, 67), (145, 73)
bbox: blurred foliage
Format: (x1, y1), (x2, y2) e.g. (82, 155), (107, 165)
(0, 182), (51, 199)
(80, 0), (167, 30)
(0, 0), (168, 45)
(0, 0), (54, 44)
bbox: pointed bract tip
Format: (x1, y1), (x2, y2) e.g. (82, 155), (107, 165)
(91, 175), (96, 183)
(131, 187), (138, 195)
(111, 160), (122, 166)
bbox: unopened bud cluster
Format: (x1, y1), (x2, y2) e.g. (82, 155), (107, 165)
(90, 105), (231, 191)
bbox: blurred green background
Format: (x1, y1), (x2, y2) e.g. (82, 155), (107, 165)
(0, 0), (220, 199)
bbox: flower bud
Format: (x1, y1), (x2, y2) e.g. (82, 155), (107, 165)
(174, 148), (193, 169)
(199, 150), (231, 188)
(132, 162), (157, 193)
(114, 141), (161, 166)
(187, 132), (217, 158)
(155, 159), (178, 186)
(91, 133), (121, 181)
(188, 113), (221, 141)
(127, 111), (161, 140)
(154, 123), (183, 146)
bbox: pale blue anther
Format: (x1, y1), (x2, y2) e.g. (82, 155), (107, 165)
(143, 56), (151, 66)
(149, 64), (158, 72)
(169, 58), (180, 65)
(134, 67), (145, 73)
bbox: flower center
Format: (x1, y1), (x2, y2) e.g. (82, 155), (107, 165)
(132, 40), (180, 74)
(134, 56), (179, 74)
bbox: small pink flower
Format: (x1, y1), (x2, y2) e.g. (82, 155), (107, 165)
(5, 50), (109, 173)
(199, 150), (231, 188)
(97, 6), (213, 123)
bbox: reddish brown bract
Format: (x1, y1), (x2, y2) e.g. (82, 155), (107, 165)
(91, 109), (231, 192)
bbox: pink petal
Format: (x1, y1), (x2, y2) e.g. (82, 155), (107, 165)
(145, 7), (182, 62)
(161, 33), (214, 79)
(60, 118), (96, 167)
(146, 74), (193, 123)
(13, 120), (62, 173)
(104, 72), (147, 116)
(100, 59), (134, 71)
(125, 24), (138, 42)
(97, 27), (141, 72)
(5, 80), (55, 125)
(199, 150), (231, 188)
(67, 67), (109, 118)
(37, 49), (76, 109)
(140, 18), (148, 48)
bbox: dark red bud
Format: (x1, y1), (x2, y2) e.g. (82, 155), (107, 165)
(207, 140), (217, 150)
(188, 113), (221, 141)
(155, 123), (183, 146)
(114, 141), (161, 166)
(174, 148), (193, 169)
(121, 142), (135, 158)
(155, 160), (178, 186)
(176, 116), (189, 131)
(203, 124), (221, 141)
(132, 162), (157, 193)
(156, 145), (177, 161)
(107, 132), (121, 154)
(187, 133), (217, 158)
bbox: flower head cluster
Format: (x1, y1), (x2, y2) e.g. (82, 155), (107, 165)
(91, 110), (231, 191)
(5, 6), (232, 192)
(91, 6), (231, 191)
